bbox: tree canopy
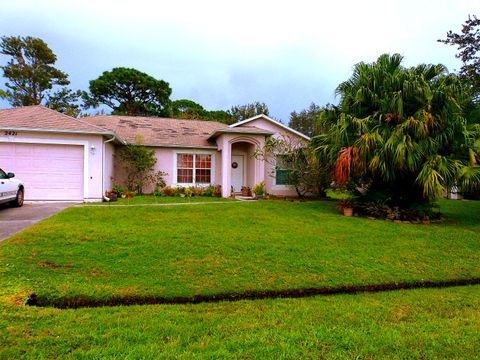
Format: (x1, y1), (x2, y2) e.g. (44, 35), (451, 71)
(289, 102), (322, 137)
(86, 67), (172, 117)
(439, 15), (480, 101)
(169, 99), (233, 123)
(228, 101), (269, 123)
(315, 54), (480, 209)
(0, 35), (77, 110)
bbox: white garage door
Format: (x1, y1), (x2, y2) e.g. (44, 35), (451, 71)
(0, 142), (84, 200)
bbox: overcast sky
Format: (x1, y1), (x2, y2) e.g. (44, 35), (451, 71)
(1, 0), (479, 122)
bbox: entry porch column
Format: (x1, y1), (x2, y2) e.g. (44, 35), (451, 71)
(220, 139), (232, 198)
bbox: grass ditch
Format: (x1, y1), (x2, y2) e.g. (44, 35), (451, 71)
(26, 277), (480, 309)
(2, 199), (480, 308)
(3, 285), (480, 358)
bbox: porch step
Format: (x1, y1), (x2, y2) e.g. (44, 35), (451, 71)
(235, 196), (256, 201)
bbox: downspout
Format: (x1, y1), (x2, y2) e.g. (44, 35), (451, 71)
(102, 134), (116, 201)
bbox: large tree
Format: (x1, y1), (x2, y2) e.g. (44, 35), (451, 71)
(0, 35), (74, 108)
(439, 15), (480, 101)
(45, 88), (83, 117)
(170, 99), (206, 119)
(288, 102), (322, 137)
(87, 67), (172, 116)
(316, 54), (480, 210)
(228, 101), (269, 123)
(169, 99), (234, 123)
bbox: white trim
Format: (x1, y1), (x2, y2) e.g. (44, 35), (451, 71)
(0, 136), (89, 199)
(272, 184), (292, 190)
(229, 114), (311, 141)
(143, 143), (217, 150)
(0, 126), (113, 136)
(172, 150), (216, 187)
(209, 128), (273, 140)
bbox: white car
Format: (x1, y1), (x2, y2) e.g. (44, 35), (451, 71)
(0, 168), (24, 207)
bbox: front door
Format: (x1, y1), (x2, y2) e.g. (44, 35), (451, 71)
(231, 155), (244, 192)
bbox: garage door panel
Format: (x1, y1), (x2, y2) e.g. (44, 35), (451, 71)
(0, 142), (84, 200)
(14, 146), (34, 156)
(1, 145), (14, 156)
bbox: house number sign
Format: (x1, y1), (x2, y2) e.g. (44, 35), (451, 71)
(4, 131), (18, 136)
(231, 162), (238, 169)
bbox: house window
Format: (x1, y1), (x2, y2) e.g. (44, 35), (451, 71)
(275, 154), (291, 185)
(177, 153), (212, 184)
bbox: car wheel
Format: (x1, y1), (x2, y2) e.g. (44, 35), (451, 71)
(12, 188), (24, 207)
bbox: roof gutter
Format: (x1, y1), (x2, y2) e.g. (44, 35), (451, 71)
(208, 129), (273, 141)
(136, 143), (218, 150)
(0, 126), (115, 137)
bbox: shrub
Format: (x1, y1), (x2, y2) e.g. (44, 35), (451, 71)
(161, 186), (176, 196)
(252, 181), (265, 196)
(118, 143), (166, 194)
(204, 185), (215, 197)
(111, 184), (124, 195)
(361, 200), (390, 218)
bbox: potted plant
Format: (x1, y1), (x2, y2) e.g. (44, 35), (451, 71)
(241, 186), (251, 197)
(338, 199), (354, 216)
(252, 181), (265, 199)
(333, 190), (356, 216)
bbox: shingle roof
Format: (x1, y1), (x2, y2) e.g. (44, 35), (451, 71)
(0, 106), (113, 135)
(0, 107), (275, 147)
(84, 115), (231, 148)
(208, 126), (273, 140)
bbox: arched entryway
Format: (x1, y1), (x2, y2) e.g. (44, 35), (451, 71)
(228, 136), (263, 195)
(230, 141), (256, 193)
(214, 132), (269, 197)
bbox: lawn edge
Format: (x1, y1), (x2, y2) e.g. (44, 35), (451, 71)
(26, 277), (480, 309)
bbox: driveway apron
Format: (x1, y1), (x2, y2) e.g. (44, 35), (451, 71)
(0, 202), (73, 242)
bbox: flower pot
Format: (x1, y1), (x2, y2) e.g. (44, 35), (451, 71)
(241, 187), (251, 197)
(343, 207), (353, 217)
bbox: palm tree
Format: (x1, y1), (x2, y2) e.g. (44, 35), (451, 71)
(316, 54), (480, 207)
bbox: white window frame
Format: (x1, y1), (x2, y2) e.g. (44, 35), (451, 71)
(173, 150), (216, 187)
(273, 154), (292, 189)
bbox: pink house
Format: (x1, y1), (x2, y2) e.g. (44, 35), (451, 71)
(0, 106), (309, 201)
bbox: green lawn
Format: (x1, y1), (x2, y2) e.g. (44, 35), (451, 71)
(1, 199), (480, 357)
(1, 199), (479, 305)
(95, 194), (233, 205)
(1, 285), (479, 358)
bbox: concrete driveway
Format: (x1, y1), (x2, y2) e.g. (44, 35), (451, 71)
(0, 202), (73, 242)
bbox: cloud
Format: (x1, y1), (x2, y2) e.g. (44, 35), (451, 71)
(0, 0), (478, 120)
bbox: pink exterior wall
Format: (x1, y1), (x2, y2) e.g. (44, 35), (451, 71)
(0, 130), (107, 201)
(110, 145), (222, 193)
(236, 119), (307, 197)
(0, 117), (308, 200)
(104, 116), (309, 198)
